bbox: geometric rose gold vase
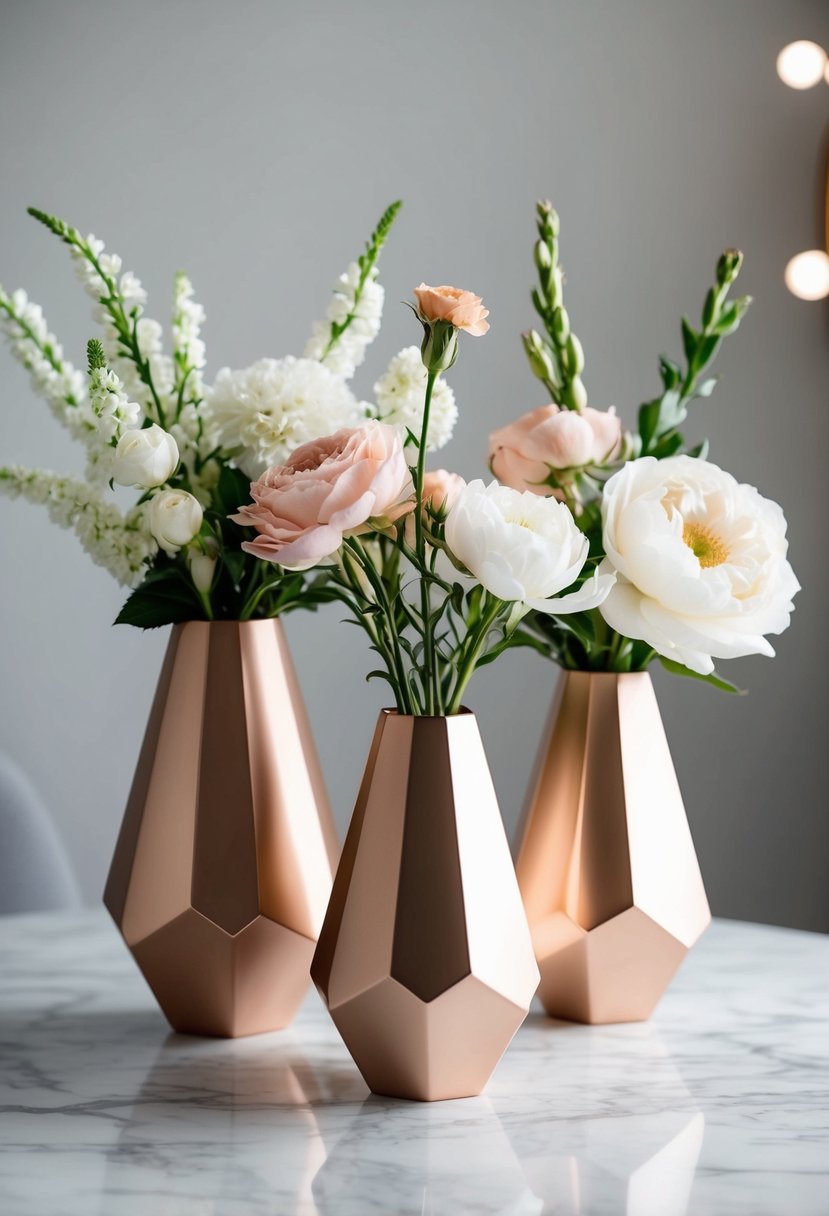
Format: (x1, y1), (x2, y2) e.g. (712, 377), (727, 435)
(515, 671), (710, 1024)
(311, 709), (540, 1101)
(104, 619), (339, 1038)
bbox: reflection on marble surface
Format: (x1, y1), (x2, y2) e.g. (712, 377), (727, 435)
(0, 911), (827, 1214)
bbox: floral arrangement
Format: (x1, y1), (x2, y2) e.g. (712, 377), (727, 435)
(0, 200), (464, 626)
(235, 285), (612, 714)
(488, 202), (800, 690)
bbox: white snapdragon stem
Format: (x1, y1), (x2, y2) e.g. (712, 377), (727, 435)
(303, 200), (400, 381)
(0, 286), (93, 439)
(304, 264), (384, 380)
(0, 465), (157, 586)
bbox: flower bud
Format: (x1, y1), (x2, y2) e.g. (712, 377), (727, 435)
(716, 248), (743, 287)
(522, 331), (557, 384)
(113, 424), (179, 489)
(550, 306), (570, 345)
(188, 543), (218, 593)
(561, 376), (588, 412)
(420, 319), (459, 375)
(534, 239), (553, 273)
(148, 489), (203, 556)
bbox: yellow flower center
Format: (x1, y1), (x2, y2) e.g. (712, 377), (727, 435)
(682, 521), (729, 568)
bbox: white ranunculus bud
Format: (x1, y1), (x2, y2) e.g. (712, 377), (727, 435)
(112, 425), (179, 489)
(444, 479), (614, 614)
(188, 543), (218, 593)
(599, 456), (800, 675)
(148, 489), (203, 556)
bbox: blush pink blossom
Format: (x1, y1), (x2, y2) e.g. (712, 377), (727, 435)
(421, 469), (467, 515)
(489, 403), (623, 493)
(233, 422), (414, 569)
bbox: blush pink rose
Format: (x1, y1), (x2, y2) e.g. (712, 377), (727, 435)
(422, 469), (467, 515)
(233, 422), (414, 568)
(414, 284), (490, 335)
(489, 404), (623, 493)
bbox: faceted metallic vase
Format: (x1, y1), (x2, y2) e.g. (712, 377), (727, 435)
(312, 710), (540, 1102)
(515, 672), (710, 1024)
(104, 620), (339, 1038)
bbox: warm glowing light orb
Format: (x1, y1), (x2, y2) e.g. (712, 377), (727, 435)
(784, 250), (829, 300)
(776, 41), (827, 89)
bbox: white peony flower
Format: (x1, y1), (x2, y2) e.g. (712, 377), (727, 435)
(444, 479), (614, 613)
(113, 424), (179, 488)
(373, 346), (458, 451)
(207, 356), (365, 479)
(599, 456), (800, 675)
(148, 489), (203, 556)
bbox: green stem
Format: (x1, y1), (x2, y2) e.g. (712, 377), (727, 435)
(415, 370), (437, 713)
(344, 538), (413, 713)
(446, 596), (502, 714)
(198, 589), (214, 621)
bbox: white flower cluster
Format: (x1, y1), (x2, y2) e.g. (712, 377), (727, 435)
(0, 465), (157, 586)
(85, 363), (142, 482)
(373, 346), (458, 451)
(208, 356), (366, 479)
(304, 262), (384, 380)
(172, 272), (206, 398)
(0, 287), (92, 439)
(72, 234), (174, 411)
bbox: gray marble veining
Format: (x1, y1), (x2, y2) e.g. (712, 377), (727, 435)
(0, 911), (827, 1214)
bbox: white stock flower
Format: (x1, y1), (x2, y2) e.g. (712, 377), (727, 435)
(207, 356), (365, 479)
(148, 489), (203, 555)
(373, 346), (458, 451)
(172, 273), (206, 390)
(444, 479), (614, 613)
(0, 465), (156, 586)
(0, 287), (92, 439)
(113, 425), (179, 488)
(304, 262), (384, 380)
(599, 456), (800, 675)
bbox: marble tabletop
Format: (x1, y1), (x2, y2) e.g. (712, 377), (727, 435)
(0, 911), (827, 1215)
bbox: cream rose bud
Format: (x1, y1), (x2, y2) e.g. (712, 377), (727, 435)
(444, 479), (614, 613)
(599, 456), (800, 675)
(188, 543), (218, 593)
(490, 404), (622, 493)
(112, 425), (179, 488)
(148, 489), (204, 556)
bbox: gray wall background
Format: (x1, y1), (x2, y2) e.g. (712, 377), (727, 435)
(1, 0), (827, 931)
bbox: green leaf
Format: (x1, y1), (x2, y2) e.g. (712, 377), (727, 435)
(213, 464), (252, 518)
(115, 582), (203, 628)
(686, 438), (710, 460)
(659, 356), (681, 391)
(681, 317), (697, 362)
(658, 656), (745, 694)
(638, 398), (661, 452)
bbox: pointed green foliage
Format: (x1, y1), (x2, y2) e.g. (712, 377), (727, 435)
(658, 655), (745, 694)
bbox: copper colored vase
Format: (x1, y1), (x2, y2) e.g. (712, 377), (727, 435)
(311, 710), (540, 1102)
(515, 671), (710, 1024)
(104, 620), (339, 1038)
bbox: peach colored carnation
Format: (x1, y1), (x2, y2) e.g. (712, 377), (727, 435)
(414, 284), (490, 336)
(490, 404), (622, 493)
(234, 422), (414, 569)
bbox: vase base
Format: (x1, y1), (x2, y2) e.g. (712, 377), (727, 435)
(532, 907), (704, 1024)
(324, 974), (528, 1102)
(121, 907), (315, 1038)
